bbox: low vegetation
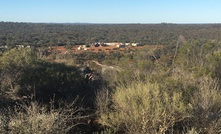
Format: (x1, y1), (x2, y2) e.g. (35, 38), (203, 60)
(0, 101), (86, 134)
(95, 40), (221, 133)
(0, 23), (221, 133)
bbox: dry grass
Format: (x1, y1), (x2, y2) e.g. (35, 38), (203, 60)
(0, 101), (87, 134)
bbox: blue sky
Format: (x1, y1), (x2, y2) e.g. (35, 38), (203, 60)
(0, 0), (221, 23)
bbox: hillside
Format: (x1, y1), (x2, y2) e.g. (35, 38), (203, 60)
(0, 23), (221, 133)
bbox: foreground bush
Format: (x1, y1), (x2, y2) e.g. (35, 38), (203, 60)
(0, 48), (93, 107)
(189, 77), (221, 133)
(0, 101), (88, 134)
(97, 82), (189, 134)
(97, 76), (221, 134)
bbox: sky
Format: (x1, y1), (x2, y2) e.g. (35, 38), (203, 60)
(0, 0), (221, 24)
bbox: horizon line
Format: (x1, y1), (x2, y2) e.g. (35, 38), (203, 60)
(1, 21), (221, 25)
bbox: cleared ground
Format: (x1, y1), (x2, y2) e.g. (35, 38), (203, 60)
(51, 44), (164, 54)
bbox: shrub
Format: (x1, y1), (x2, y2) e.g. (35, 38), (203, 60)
(0, 48), (37, 102)
(97, 82), (189, 134)
(0, 101), (87, 134)
(0, 48), (87, 106)
(189, 77), (221, 133)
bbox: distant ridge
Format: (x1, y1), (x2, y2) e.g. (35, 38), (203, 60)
(1, 21), (221, 25)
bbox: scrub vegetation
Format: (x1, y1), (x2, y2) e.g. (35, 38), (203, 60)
(0, 22), (221, 133)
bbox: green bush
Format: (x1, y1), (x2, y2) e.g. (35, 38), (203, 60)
(97, 82), (189, 134)
(175, 41), (221, 77)
(189, 77), (221, 133)
(0, 48), (92, 107)
(0, 48), (37, 101)
(0, 47), (37, 69)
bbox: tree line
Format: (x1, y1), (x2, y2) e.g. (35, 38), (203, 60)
(1, 22), (221, 48)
